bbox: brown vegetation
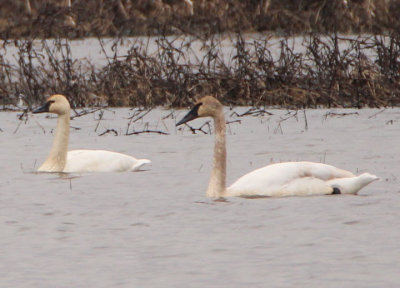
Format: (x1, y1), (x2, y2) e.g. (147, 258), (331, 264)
(1, 0), (400, 38)
(0, 1), (399, 109)
(0, 33), (399, 109)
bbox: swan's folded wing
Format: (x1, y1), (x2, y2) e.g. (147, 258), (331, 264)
(298, 161), (355, 180)
(64, 150), (150, 172)
(226, 161), (354, 197)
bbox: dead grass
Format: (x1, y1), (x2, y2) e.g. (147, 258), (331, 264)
(1, 1), (400, 38)
(0, 32), (399, 109)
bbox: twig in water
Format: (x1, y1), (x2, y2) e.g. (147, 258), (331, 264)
(368, 108), (386, 119)
(32, 117), (46, 134)
(126, 108), (152, 135)
(226, 120), (242, 124)
(14, 109), (31, 134)
(126, 129), (169, 135)
(128, 108), (152, 121)
(230, 108), (273, 117)
(99, 128), (118, 136)
(70, 108), (104, 120)
(162, 111), (175, 119)
(160, 118), (169, 133)
(94, 110), (104, 132)
(226, 119), (242, 135)
(181, 121), (212, 134)
(323, 111), (359, 119)
(18, 109), (28, 120)
(274, 122), (283, 134)
(386, 119), (398, 125)
(273, 111), (299, 134)
(303, 109), (308, 131)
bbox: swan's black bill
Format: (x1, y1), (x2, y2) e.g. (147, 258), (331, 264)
(33, 101), (52, 113)
(176, 103), (201, 126)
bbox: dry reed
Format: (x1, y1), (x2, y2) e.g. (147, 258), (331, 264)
(0, 32), (399, 109)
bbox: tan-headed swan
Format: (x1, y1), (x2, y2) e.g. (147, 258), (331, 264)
(176, 95), (378, 198)
(33, 94), (150, 173)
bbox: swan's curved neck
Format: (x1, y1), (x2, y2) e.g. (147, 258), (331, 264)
(207, 109), (226, 198)
(39, 112), (70, 172)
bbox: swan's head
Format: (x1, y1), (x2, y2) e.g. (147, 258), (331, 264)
(176, 96), (223, 126)
(33, 94), (70, 115)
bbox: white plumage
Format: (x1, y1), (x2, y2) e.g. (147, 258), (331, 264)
(64, 150), (151, 173)
(177, 96), (378, 198)
(227, 161), (377, 197)
(33, 94), (151, 173)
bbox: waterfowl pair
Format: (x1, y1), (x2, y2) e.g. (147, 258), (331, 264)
(177, 96), (378, 198)
(33, 94), (150, 173)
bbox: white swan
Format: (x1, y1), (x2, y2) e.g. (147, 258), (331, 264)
(33, 94), (151, 173)
(176, 96), (378, 198)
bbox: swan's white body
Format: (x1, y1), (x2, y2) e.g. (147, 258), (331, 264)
(33, 94), (150, 173)
(177, 96), (378, 198)
(62, 150), (151, 172)
(227, 161), (377, 197)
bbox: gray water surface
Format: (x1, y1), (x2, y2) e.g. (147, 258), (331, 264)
(0, 107), (399, 287)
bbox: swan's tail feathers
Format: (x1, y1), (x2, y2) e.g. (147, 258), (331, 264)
(352, 173), (379, 194)
(130, 159), (151, 171)
(359, 173), (379, 186)
(328, 172), (379, 194)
